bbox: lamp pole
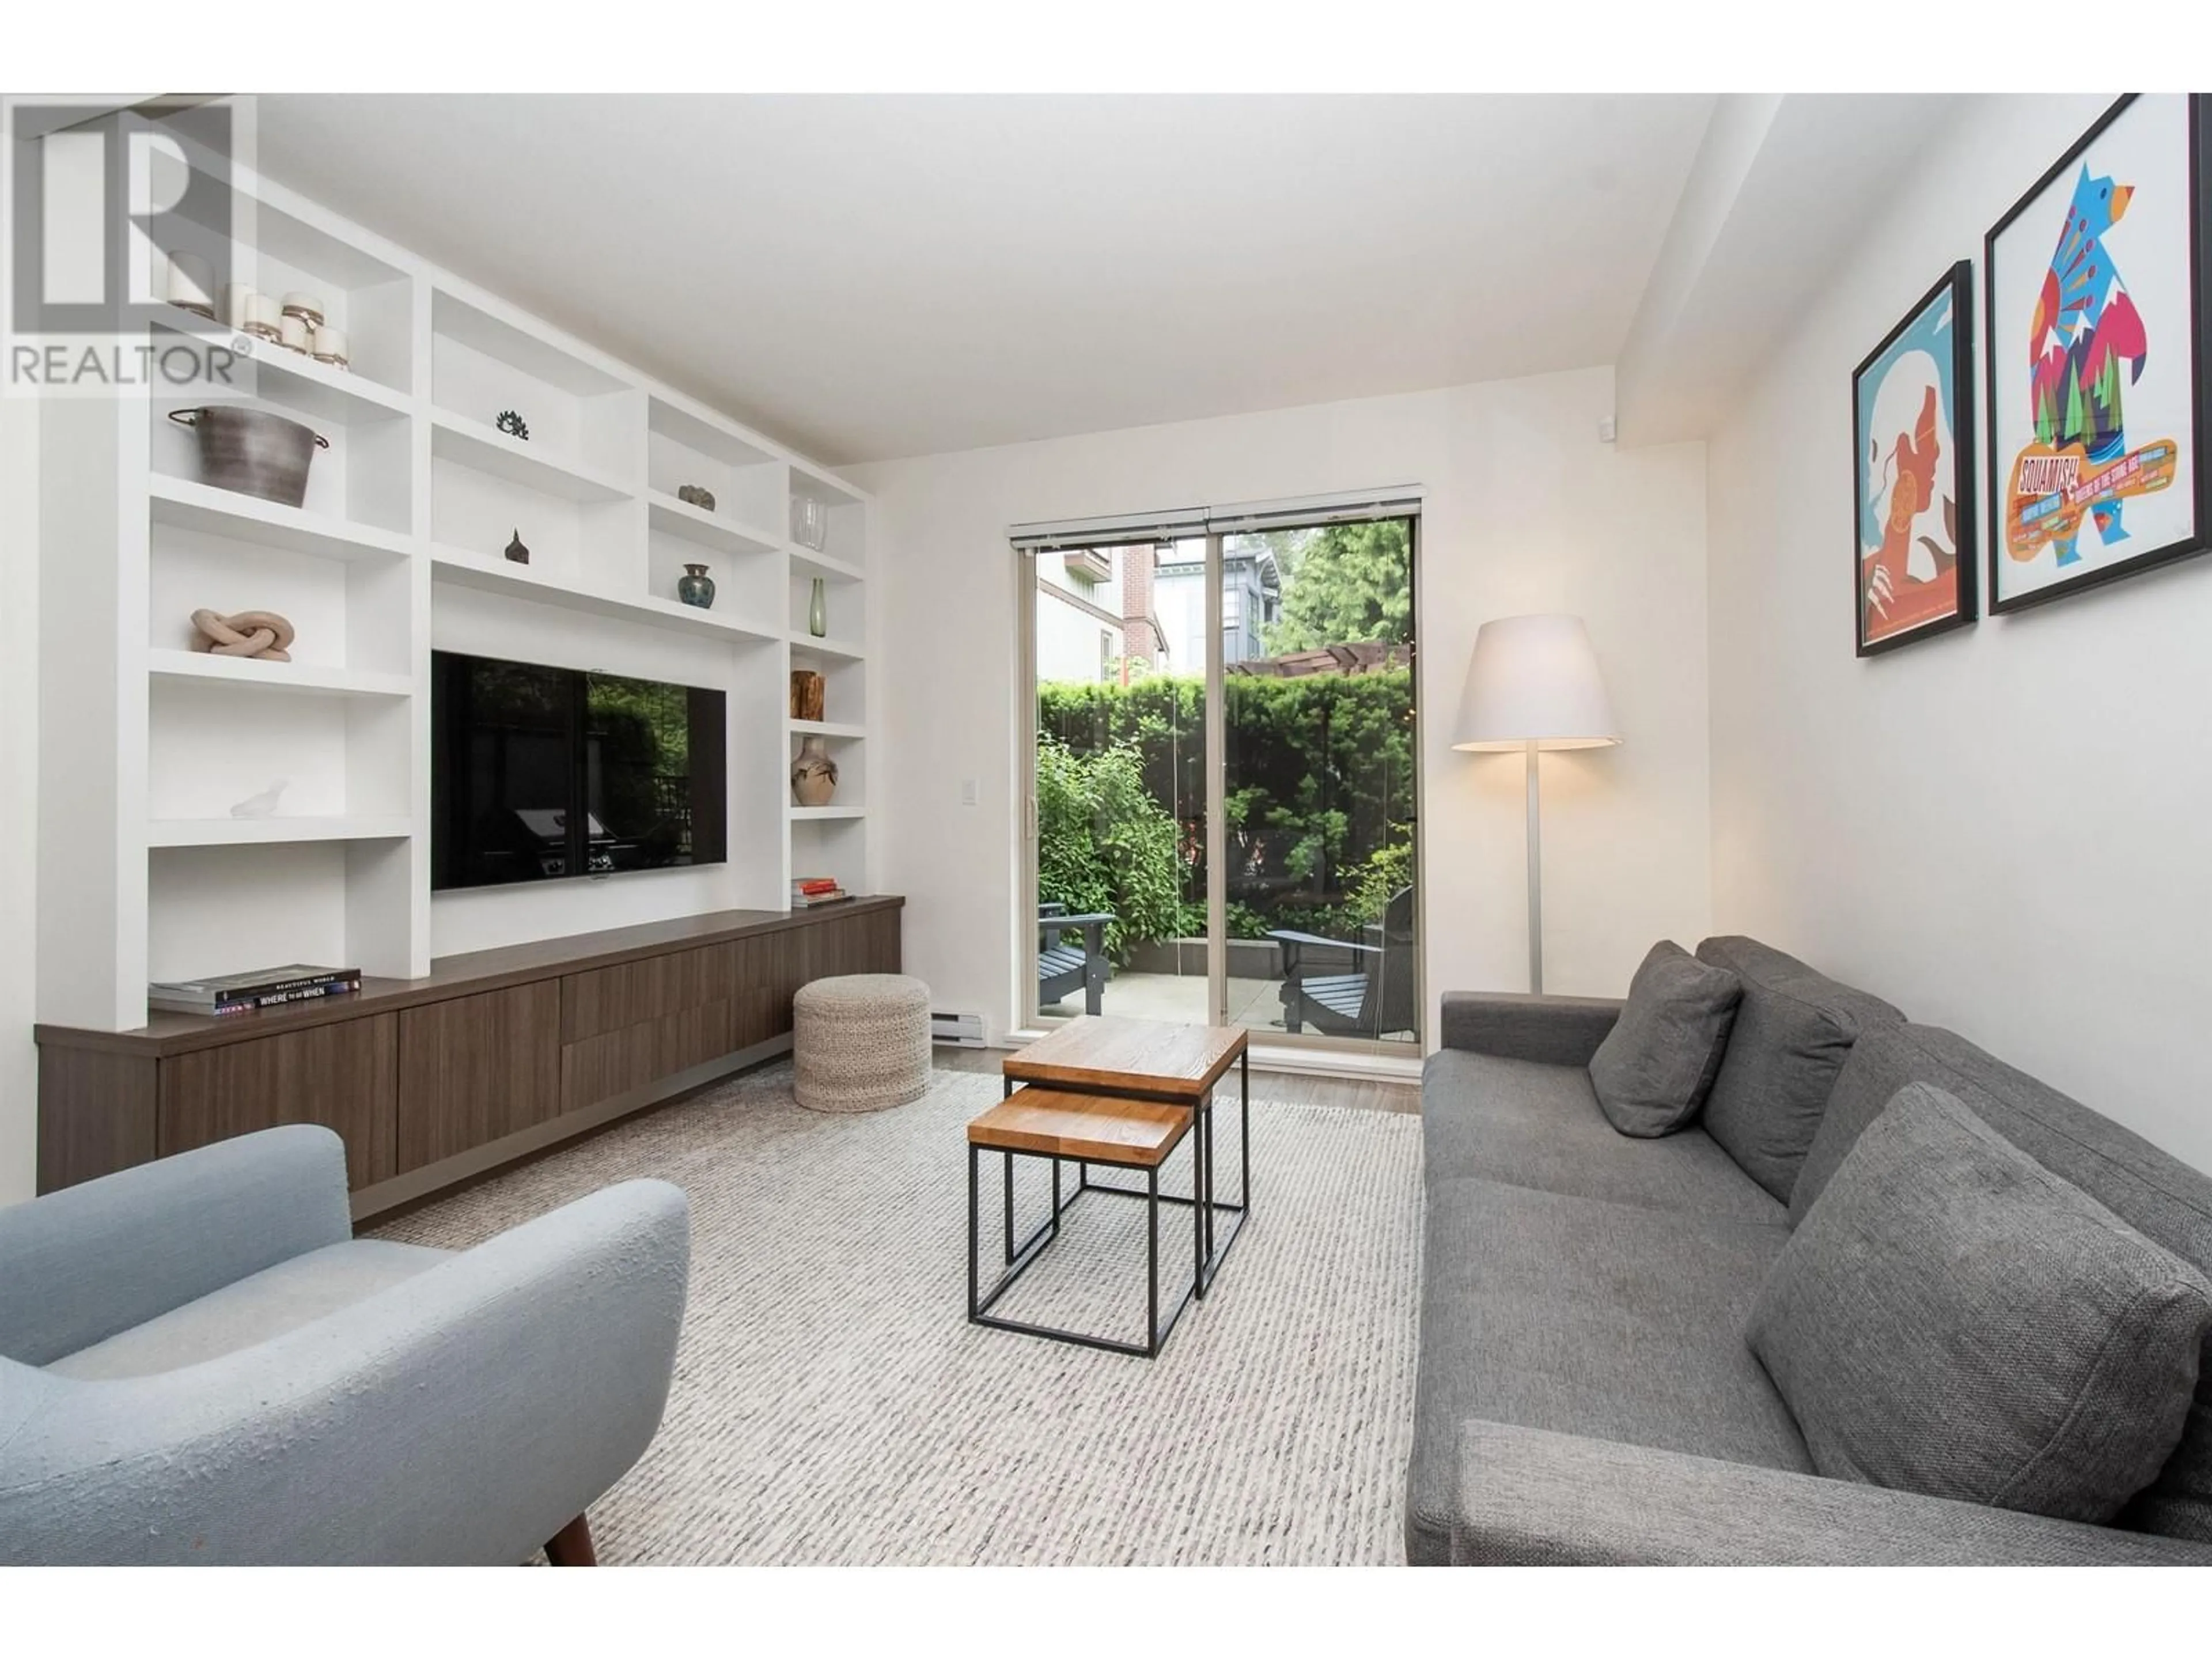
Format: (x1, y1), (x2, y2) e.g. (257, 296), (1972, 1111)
(1524, 740), (1543, 995)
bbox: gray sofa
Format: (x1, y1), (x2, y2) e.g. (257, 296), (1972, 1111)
(1411, 935), (2212, 1566)
(0, 1126), (690, 1565)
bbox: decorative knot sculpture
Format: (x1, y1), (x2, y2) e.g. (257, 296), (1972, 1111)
(191, 608), (296, 661)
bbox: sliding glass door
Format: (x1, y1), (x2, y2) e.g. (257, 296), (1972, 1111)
(1028, 539), (1208, 1026)
(1221, 518), (1418, 1045)
(1022, 509), (1418, 1050)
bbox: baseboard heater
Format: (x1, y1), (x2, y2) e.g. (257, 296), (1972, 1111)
(932, 1011), (986, 1047)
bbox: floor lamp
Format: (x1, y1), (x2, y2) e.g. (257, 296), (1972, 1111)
(1451, 615), (1620, 995)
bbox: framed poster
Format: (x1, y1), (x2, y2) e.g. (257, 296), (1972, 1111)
(1985, 94), (2210, 612)
(1854, 261), (1976, 654)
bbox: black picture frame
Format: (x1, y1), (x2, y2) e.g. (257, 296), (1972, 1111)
(1853, 260), (1978, 656)
(1983, 94), (2212, 614)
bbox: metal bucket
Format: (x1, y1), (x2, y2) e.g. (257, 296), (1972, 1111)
(168, 405), (329, 508)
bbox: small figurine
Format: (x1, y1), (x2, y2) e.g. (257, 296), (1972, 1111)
(504, 528), (530, 565)
(677, 483), (717, 512)
(496, 409), (529, 442)
(191, 607), (296, 661)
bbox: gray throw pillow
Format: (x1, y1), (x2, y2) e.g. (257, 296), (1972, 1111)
(1747, 1082), (2212, 1523)
(1694, 937), (1903, 1203)
(1586, 941), (1741, 1137)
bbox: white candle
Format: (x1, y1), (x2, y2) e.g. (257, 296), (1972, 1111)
(166, 251), (214, 313)
(311, 324), (349, 368)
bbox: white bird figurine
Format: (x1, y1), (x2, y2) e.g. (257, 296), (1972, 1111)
(229, 779), (289, 819)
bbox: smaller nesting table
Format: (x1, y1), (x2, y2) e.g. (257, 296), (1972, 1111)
(967, 1016), (1251, 1358)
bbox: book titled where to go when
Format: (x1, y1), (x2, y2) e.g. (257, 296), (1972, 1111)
(148, 963), (362, 1017)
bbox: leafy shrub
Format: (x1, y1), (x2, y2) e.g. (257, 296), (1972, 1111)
(1035, 737), (1187, 963)
(1036, 668), (1415, 948)
(1343, 835), (1415, 926)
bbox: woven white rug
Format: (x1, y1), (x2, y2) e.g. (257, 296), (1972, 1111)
(374, 1062), (1423, 1565)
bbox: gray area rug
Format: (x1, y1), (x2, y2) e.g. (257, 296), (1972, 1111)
(376, 1062), (1422, 1565)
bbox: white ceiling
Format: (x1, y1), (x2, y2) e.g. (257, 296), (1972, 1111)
(256, 95), (1717, 464)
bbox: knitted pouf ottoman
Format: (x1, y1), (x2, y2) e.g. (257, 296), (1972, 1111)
(793, 973), (933, 1113)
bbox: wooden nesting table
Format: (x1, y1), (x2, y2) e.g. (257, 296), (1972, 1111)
(966, 1016), (1251, 1357)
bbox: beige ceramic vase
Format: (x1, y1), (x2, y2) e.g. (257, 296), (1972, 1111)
(791, 736), (838, 807)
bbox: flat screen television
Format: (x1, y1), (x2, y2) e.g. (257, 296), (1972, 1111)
(430, 652), (726, 891)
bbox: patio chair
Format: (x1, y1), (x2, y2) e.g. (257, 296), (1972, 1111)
(1268, 885), (1417, 1040)
(1038, 901), (1115, 1016)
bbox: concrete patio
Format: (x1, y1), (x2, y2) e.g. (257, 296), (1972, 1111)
(1040, 971), (1418, 1045)
(1039, 972), (1282, 1029)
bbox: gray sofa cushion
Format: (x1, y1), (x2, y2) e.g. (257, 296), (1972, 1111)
(47, 1240), (450, 1381)
(1407, 1176), (1806, 1564)
(1748, 1083), (2212, 1524)
(1421, 1049), (1783, 1223)
(1796, 1021), (2212, 1542)
(1588, 941), (1741, 1137)
(1693, 937), (1903, 1203)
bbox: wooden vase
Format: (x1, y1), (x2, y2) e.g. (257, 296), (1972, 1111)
(790, 669), (825, 723)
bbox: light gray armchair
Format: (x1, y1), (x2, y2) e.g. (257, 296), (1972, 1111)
(0, 1125), (690, 1565)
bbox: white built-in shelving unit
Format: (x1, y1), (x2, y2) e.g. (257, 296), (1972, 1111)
(37, 111), (875, 1033)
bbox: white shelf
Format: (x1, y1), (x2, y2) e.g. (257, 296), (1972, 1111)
(42, 113), (876, 1027)
(647, 492), (782, 558)
(430, 410), (633, 503)
(788, 541), (866, 583)
(148, 649), (414, 699)
(154, 308), (415, 426)
(789, 464), (866, 510)
(625, 593), (783, 642)
(238, 339), (415, 427)
(430, 545), (781, 643)
(433, 283), (632, 397)
(150, 475), (416, 563)
(789, 630), (866, 662)
(147, 815), (414, 848)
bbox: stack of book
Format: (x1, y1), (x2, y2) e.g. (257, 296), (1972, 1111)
(790, 876), (852, 909)
(148, 964), (363, 1018)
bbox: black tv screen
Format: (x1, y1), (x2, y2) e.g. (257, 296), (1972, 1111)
(431, 652), (727, 891)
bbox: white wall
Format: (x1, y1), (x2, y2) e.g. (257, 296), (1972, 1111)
(1, 385), (40, 1205)
(2, 113), (38, 1201)
(844, 366), (1713, 1046)
(1707, 93), (2212, 1172)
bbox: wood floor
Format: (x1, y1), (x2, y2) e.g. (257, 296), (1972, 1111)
(932, 1044), (1421, 1115)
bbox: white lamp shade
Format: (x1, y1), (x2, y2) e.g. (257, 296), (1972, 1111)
(1452, 613), (1620, 751)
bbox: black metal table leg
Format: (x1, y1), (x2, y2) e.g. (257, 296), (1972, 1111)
(1193, 1050), (1252, 1297)
(1242, 1046), (1252, 1209)
(1191, 1114), (1206, 1303)
(968, 1139), (1199, 1358)
(966, 1142), (980, 1319)
(1146, 1165), (1160, 1357)
(1002, 1149), (1015, 1264)
(1202, 1092), (1217, 1263)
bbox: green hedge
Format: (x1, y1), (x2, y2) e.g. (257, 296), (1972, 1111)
(1036, 669), (1414, 949)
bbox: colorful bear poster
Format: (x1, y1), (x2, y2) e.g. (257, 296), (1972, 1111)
(1854, 262), (1975, 653)
(1985, 94), (2208, 611)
